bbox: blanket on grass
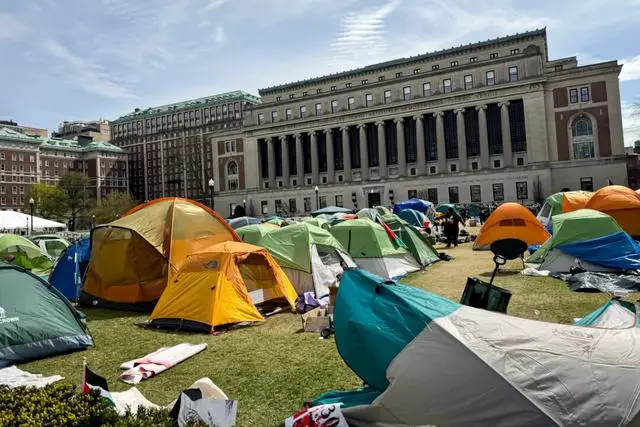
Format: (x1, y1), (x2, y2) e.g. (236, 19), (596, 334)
(120, 343), (207, 385)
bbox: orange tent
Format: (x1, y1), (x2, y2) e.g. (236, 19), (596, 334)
(562, 192), (592, 213)
(585, 186), (640, 237)
(473, 202), (550, 250)
(82, 198), (239, 309)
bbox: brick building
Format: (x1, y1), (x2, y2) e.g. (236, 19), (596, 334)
(53, 119), (111, 142)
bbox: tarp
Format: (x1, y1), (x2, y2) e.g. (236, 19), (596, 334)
(576, 300), (640, 328)
(397, 209), (427, 228)
(585, 185), (640, 237)
(0, 211), (66, 231)
(0, 234), (53, 277)
(0, 262), (92, 367)
(311, 206), (353, 217)
(227, 216), (260, 230)
(319, 269), (640, 427)
(393, 199), (434, 215)
(567, 272), (640, 295)
(49, 237), (90, 301)
(236, 224), (277, 245)
(559, 232), (640, 271)
(150, 241), (297, 332)
(473, 202), (549, 250)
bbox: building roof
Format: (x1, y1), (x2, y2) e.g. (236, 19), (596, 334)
(112, 90), (261, 123)
(0, 126), (123, 154)
(259, 28), (547, 94)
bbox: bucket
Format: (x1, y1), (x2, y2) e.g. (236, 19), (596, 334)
(460, 277), (512, 313)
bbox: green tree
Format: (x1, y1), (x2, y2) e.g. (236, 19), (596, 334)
(91, 191), (137, 225)
(58, 172), (90, 230)
(24, 183), (68, 221)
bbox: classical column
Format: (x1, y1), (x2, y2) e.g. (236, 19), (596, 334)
(476, 105), (489, 169)
(280, 135), (289, 186)
(414, 115), (426, 174)
(434, 112), (446, 173)
(295, 133), (304, 185)
(395, 118), (406, 176)
(358, 124), (369, 180)
(267, 137), (276, 188)
(310, 131), (319, 184)
(376, 121), (387, 178)
(341, 127), (352, 180)
(499, 101), (513, 167)
(325, 128), (335, 183)
(455, 109), (467, 172)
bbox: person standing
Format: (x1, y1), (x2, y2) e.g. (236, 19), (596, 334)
(444, 207), (465, 248)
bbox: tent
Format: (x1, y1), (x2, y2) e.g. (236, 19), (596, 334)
(393, 199), (435, 217)
(82, 198), (238, 310)
(49, 237), (90, 301)
(0, 234), (53, 277)
(315, 269), (640, 427)
(585, 185), (640, 237)
(302, 217), (330, 230)
(257, 223), (356, 297)
(0, 211), (66, 232)
(0, 263), (92, 367)
(236, 223), (278, 245)
(374, 206), (392, 217)
(327, 212), (356, 226)
(227, 216), (260, 230)
(536, 191), (593, 226)
(382, 215), (439, 268)
(397, 209), (428, 228)
(527, 209), (640, 272)
(435, 203), (458, 214)
(311, 206), (353, 217)
(356, 208), (378, 221)
(576, 300), (639, 329)
(149, 241), (297, 332)
(31, 236), (70, 260)
(473, 202), (550, 250)
(331, 219), (420, 279)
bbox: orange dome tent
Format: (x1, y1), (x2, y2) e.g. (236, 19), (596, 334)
(82, 198), (239, 309)
(473, 202), (550, 250)
(585, 186), (640, 238)
(561, 191), (592, 213)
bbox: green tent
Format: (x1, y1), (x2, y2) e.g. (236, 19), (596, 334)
(436, 203), (459, 214)
(303, 217), (331, 230)
(0, 234), (53, 277)
(382, 215), (439, 267)
(374, 206), (392, 217)
(311, 206), (353, 217)
(236, 224), (276, 245)
(356, 208), (379, 221)
(528, 209), (623, 263)
(0, 263), (93, 367)
(331, 219), (420, 279)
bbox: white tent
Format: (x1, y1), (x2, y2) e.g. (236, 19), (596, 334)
(0, 211), (66, 232)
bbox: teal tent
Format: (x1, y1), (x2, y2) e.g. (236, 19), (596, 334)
(311, 206), (354, 217)
(398, 209), (428, 228)
(436, 203), (459, 214)
(0, 263), (93, 367)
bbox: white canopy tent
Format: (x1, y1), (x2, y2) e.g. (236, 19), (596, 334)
(0, 211), (66, 232)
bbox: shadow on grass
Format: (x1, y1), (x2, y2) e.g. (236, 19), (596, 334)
(477, 269), (522, 278)
(79, 307), (147, 321)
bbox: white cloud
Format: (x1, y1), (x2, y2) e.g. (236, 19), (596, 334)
(621, 55), (640, 82)
(206, 0), (228, 11)
(213, 26), (226, 45)
(0, 14), (29, 43)
(622, 102), (640, 146)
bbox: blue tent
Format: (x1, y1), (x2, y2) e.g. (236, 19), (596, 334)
(49, 237), (90, 301)
(393, 198), (434, 216)
(559, 231), (640, 271)
(398, 209), (428, 228)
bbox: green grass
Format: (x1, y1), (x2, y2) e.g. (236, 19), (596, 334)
(21, 240), (629, 426)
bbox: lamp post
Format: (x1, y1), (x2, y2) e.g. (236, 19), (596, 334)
(28, 197), (34, 235)
(314, 185), (319, 210)
(92, 214), (96, 229)
(389, 189), (395, 208)
(351, 192), (357, 210)
(208, 178), (215, 210)
(242, 199), (246, 212)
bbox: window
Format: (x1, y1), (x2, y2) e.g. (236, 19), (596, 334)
(517, 157), (524, 166)
(510, 48), (520, 55)
(395, 72), (403, 78)
(292, 179), (297, 187)
(508, 66), (518, 82)
(384, 90), (392, 103)
(19, 186), (24, 194)
(443, 79), (452, 93)
(408, 189), (417, 199)
(0, 197), (4, 205)
(364, 93), (373, 107)
(490, 52), (498, 59)
(258, 113), (264, 125)
(464, 74), (473, 89)
(361, 79), (369, 85)
(448, 186), (459, 203)
(11, 186), (16, 194)
(18, 154), (23, 161)
(486, 70), (495, 86)
(335, 195), (343, 207)
(286, 108), (293, 120)
(450, 164), (457, 172)
(288, 94), (295, 99)
(348, 97), (355, 110)
(492, 183), (504, 201)
(470, 185), (481, 203)
(303, 91), (308, 96)
(429, 166), (437, 174)
(555, 64), (563, 72)
(450, 60), (459, 67)
(261, 200), (268, 215)
(378, 76), (385, 81)
(413, 68), (421, 74)
(317, 88), (322, 94)
(0, 153), (3, 160)
(470, 57), (478, 63)
(271, 111), (278, 122)
(516, 181), (528, 201)
(569, 88), (578, 104)
(580, 87), (590, 102)
(494, 159), (501, 168)
(331, 86), (337, 91)
(427, 188), (438, 204)
(331, 100), (338, 113)
(225, 140), (237, 153)
(571, 116), (595, 159)
(0, 185), (3, 194)
(304, 197), (311, 213)
(472, 161), (478, 170)
(276, 96), (281, 101)
(403, 86), (411, 101)
(11, 153), (16, 161)
(275, 199), (283, 214)
(432, 64), (439, 71)
(44, 160), (49, 167)
(423, 82), (431, 96)
(315, 103), (322, 115)
(580, 177), (594, 191)
(12, 197), (16, 206)
(345, 83), (352, 88)
(300, 105), (307, 117)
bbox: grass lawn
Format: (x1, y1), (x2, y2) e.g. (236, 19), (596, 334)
(22, 237), (625, 426)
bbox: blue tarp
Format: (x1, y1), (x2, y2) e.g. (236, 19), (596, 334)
(393, 198), (434, 215)
(559, 231), (640, 271)
(49, 238), (90, 301)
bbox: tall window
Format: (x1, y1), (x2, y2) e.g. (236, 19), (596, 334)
(508, 66), (519, 82)
(470, 185), (481, 203)
(427, 188), (438, 204)
(300, 105), (307, 117)
(271, 111), (278, 122)
(315, 103), (322, 115)
(571, 116), (595, 159)
(348, 97), (355, 110)
(331, 100), (338, 113)
(486, 70), (495, 85)
(448, 186), (459, 203)
(403, 86), (411, 101)
(569, 88), (578, 104)
(384, 90), (392, 104)
(516, 181), (528, 201)
(285, 108), (292, 120)
(443, 79), (452, 93)
(335, 195), (343, 207)
(423, 82), (431, 96)
(580, 177), (594, 191)
(464, 74), (473, 90)
(365, 93), (373, 107)
(580, 87), (590, 102)
(492, 183), (504, 202)
(257, 113), (264, 125)
(226, 161), (239, 191)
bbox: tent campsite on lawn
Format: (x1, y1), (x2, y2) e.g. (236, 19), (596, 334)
(536, 191), (592, 227)
(527, 209), (640, 273)
(315, 269), (640, 427)
(0, 262), (92, 367)
(473, 202), (549, 250)
(382, 214), (439, 268)
(397, 209), (428, 228)
(576, 300), (640, 329)
(330, 219), (420, 279)
(149, 241), (297, 332)
(0, 234), (53, 278)
(82, 197), (238, 310)
(585, 185), (640, 238)
(236, 223), (278, 245)
(257, 223), (356, 297)
(49, 236), (90, 301)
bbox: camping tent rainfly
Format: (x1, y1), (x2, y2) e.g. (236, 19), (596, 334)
(397, 209), (428, 228)
(381, 215), (439, 268)
(49, 237), (90, 301)
(82, 198), (239, 309)
(585, 185), (640, 237)
(536, 191), (592, 227)
(473, 202), (550, 250)
(149, 241), (297, 332)
(315, 269), (640, 427)
(575, 300), (640, 329)
(0, 234), (53, 277)
(236, 223), (278, 245)
(0, 262), (93, 367)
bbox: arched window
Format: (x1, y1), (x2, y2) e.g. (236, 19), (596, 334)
(226, 160), (239, 191)
(571, 116), (595, 159)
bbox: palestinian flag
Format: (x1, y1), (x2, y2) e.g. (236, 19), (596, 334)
(82, 361), (115, 406)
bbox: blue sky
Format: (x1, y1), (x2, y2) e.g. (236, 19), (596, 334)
(1, 0), (639, 144)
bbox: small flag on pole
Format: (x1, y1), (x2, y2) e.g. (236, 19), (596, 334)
(82, 359), (115, 407)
